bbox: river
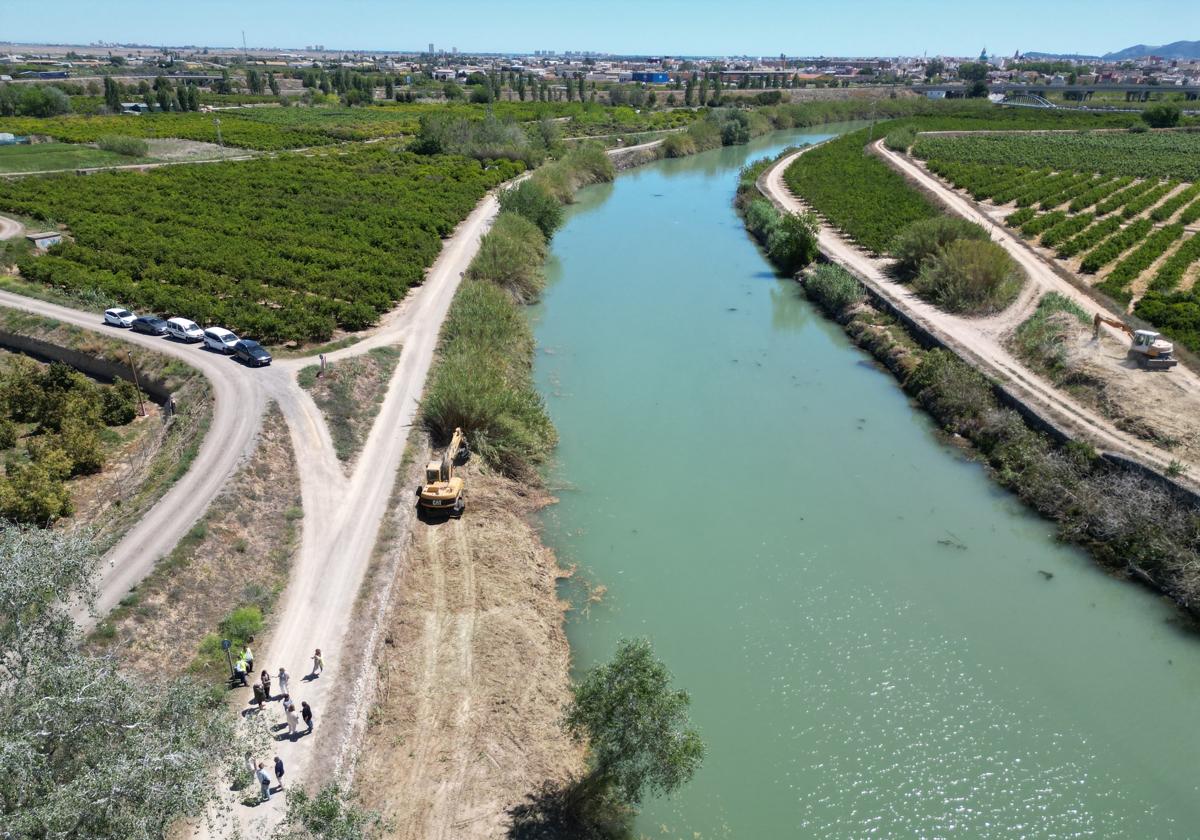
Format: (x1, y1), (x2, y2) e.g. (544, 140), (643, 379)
(529, 125), (1200, 837)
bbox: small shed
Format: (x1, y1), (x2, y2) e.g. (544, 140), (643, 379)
(26, 232), (63, 251)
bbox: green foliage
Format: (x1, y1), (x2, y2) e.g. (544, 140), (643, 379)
(1079, 218), (1153, 273)
(1054, 216), (1122, 258)
(422, 280), (555, 477)
(913, 238), (1025, 315)
(565, 638), (704, 808)
(0, 148), (521, 344)
(785, 128), (941, 254)
(0, 84), (72, 117)
(803, 264), (865, 316)
(884, 125), (917, 152)
(1142, 102), (1182, 128)
(100, 378), (139, 425)
(467, 211), (548, 302)
(413, 110), (540, 165)
(1149, 232), (1200, 292)
(1011, 293), (1090, 380)
(890, 216), (989, 280)
(742, 199), (820, 275)
(96, 134), (149, 157)
(0, 523), (240, 838)
(499, 179), (564, 238)
(1134, 290), (1200, 350)
(915, 130), (1200, 181)
(271, 784), (384, 840)
(1096, 224), (1184, 302)
(218, 604), (264, 643)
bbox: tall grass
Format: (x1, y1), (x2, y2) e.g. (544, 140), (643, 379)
(913, 238), (1025, 315)
(1011, 292), (1090, 381)
(803, 264), (865, 316)
(890, 216), (990, 280)
(467, 211), (548, 303)
(422, 280), (555, 476)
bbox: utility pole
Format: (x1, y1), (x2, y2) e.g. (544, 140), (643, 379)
(126, 350), (146, 417)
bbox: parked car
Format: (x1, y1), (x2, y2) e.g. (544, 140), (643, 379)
(104, 307), (135, 327)
(233, 339), (272, 367)
(131, 315), (170, 336)
(203, 326), (240, 354)
(165, 317), (204, 343)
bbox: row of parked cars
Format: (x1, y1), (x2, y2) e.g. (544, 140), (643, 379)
(103, 308), (273, 366)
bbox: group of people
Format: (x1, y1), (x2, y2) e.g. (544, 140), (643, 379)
(239, 647), (326, 802)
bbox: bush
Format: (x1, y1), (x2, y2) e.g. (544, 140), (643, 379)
(913, 238), (1025, 315)
(889, 215), (990, 280)
(101, 378), (139, 425)
(1011, 292), (1089, 380)
(499, 180), (563, 238)
(1141, 103), (1181, 129)
(661, 132), (697, 158)
(804, 264), (864, 315)
(766, 211), (820, 275)
(218, 605), (263, 643)
(467, 211), (547, 302)
(884, 126), (917, 152)
(97, 135), (150, 157)
(0, 417), (15, 450)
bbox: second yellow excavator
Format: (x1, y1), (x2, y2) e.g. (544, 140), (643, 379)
(1093, 313), (1178, 370)
(417, 427), (469, 515)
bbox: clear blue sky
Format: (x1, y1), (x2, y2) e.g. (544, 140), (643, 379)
(3, 0), (1195, 57)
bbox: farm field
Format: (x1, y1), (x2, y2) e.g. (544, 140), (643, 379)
(0, 147), (523, 343)
(913, 130), (1200, 181)
(0, 142), (137, 173)
(917, 133), (1200, 346)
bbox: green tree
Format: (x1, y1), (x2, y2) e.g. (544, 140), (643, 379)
(766, 211), (821, 274)
(578, 73), (586, 101)
(564, 638), (704, 816)
(156, 85), (173, 111)
(103, 75), (121, 112)
(0, 524), (240, 835)
(270, 784), (383, 840)
(1142, 102), (1181, 128)
(246, 67), (264, 95)
(498, 180), (563, 238)
(176, 84), (188, 112)
(101, 378), (139, 426)
(384, 76), (394, 99)
(924, 58), (945, 80)
(269, 72), (280, 96)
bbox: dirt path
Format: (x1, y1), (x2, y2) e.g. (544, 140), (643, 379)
(760, 146), (1200, 485)
(0, 213), (23, 240)
(0, 291), (269, 622)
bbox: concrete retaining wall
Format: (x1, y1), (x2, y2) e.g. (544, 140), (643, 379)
(0, 329), (171, 403)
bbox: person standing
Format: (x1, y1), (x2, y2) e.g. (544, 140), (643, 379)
(311, 648), (324, 677)
(260, 670), (272, 700)
(243, 645), (254, 674)
(285, 703), (301, 739)
(251, 682), (266, 711)
(280, 693), (293, 713)
(273, 755), (285, 790)
(256, 762), (271, 802)
(301, 700), (313, 733)
(233, 659), (248, 687)
(278, 667), (290, 697)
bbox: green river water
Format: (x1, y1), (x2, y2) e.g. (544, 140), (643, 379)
(530, 126), (1200, 838)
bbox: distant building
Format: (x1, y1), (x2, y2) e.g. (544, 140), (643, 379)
(631, 71), (669, 84)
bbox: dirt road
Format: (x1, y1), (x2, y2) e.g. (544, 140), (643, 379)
(760, 147), (1200, 483)
(0, 214), (22, 241)
(0, 290), (269, 622)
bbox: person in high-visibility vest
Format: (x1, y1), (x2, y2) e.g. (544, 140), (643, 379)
(233, 658), (248, 687)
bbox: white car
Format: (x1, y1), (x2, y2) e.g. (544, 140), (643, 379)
(104, 307), (136, 327)
(203, 326), (240, 354)
(165, 317), (204, 343)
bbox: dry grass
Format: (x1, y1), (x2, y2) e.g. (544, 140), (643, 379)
(90, 403), (300, 680)
(355, 467), (582, 839)
(299, 346), (401, 466)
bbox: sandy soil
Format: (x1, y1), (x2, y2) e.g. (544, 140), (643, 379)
(761, 144), (1200, 486)
(355, 468), (582, 840)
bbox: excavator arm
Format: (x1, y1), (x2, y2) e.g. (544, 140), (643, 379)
(1093, 313), (1133, 340)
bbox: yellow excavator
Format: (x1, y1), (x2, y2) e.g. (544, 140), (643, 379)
(1093, 313), (1178, 370)
(417, 427), (468, 515)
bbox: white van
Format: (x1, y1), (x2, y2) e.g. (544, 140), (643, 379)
(203, 326), (240, 354)
(165, 317), (204, 342)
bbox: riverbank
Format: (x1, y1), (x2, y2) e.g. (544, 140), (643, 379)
(746, 147), (1200, 617)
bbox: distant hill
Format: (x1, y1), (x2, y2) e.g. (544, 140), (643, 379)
(1103, 40), (1200, 61)
(1023, 52), (1100, 61)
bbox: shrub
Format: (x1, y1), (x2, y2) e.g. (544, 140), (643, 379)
(467, 211), (548, 302)
(1141, 103), (1181, 129)
(889, 215), (989, 280)
(913, 238), (1025, 315)
(661, 133), (697, 158)
(804, 264), (864, 315)
(499, 180), (563, 238)
(884, 126), (917, 152)
(218, 605), (264, 643)
(0, 417), (15, 450)
(766, 211), (820, 275)
(101, 378), (139, 425)
(1011, 292), (1089, 379)
(97, 135), (150, 157)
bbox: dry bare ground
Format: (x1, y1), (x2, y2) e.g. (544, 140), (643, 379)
(355, 467), (582, 840)
(90, 403), (300, 677)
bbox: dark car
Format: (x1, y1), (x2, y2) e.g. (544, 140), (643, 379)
(233, 339), (272, 367)
(131, 315), (170, 336)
